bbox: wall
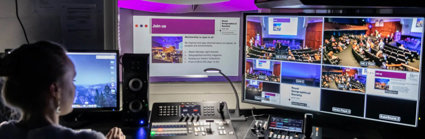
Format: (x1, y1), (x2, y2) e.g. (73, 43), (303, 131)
(118, 8), (133, 54)
(305, 22), (323, 50)
(400, 18), (423, 38)
(246, 61), (253, 73)
(246, 21), (262, 46)
(366, 21), (401, 37)
(324, 23), (369, 31)
(324, 21), (402, 38)
(0, 0), (107, 51)
(273, 63), (280, 76)
(0, 0), (61, 50)
(119, 8), (270, 110)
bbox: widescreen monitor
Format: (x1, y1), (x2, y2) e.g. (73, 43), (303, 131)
(67, 51), (119, 111)
(243, 13), (424, 127)
(133, 16), (241, 82)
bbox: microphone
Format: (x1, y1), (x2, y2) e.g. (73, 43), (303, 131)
(204, 68), (246, 121)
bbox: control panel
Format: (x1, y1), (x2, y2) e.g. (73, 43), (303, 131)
(149, 102), (237, 139)
(244, 115), (322, 139)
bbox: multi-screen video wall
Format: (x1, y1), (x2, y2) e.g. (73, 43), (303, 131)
(244, 15), (424, 127)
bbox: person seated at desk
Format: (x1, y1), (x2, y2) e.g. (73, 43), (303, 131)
(338, 41), (346, 50)
(376, 50), (384, 59)
(287, 50), (296, 61)
(327, 51), (341, 64)
(322, 81), (330, 88)
(264, 53), (273, 59)
(378, 39), (385, 50)
(331, 42), (340, 53)
(306, 54), (313, 63)
(314, 52), (321, 61)
(249, 37), (254, 47)
(0, 41), (124, 139)
(324, 39), (332, 51)
(276, 41), (289, 54)
(254, 40), (264, 49)
(399, 44), (406, 50)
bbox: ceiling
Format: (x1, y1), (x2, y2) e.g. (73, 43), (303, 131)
(117, 0), (258, 13)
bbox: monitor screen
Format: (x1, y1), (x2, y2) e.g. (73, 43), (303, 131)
(133, 16), (240, 82)
(243, 14), (424, 127)
(67, 51), (119, 110)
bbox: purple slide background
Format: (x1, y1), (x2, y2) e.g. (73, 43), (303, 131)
(273, 18), (290, 22)
(375, 71), (406, 79)
(120, 9), (243, 82)
(151, 19), (215, 34)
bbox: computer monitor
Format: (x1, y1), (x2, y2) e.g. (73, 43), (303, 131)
(67, 51), (119, 111)
(242, 13), (424, 127)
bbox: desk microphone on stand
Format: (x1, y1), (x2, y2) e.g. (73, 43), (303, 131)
(204, 68), (246, 121)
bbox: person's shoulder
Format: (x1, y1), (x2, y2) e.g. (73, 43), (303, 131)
(0, 120), (18, 130)
(0, 121), (23, 139)
(0, 120), (12, 127)
(52, 125), (106, 139)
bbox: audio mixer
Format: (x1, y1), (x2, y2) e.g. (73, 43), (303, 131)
(149, 101), (237, 139)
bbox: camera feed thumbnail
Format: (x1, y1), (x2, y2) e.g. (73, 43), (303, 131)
(246, 16), (323, 63)
(375, 78), (390, 90)
(323, 17), (423, 72)
(281, 62), (321, 87)
(321, 66), (367, 93)
(246, 59), (281, 83)
(245, 80), (280, 104)
(152, 36), (183, 63)
(245, 80), (263, 102)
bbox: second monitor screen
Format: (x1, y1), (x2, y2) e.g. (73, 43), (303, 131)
(244, 15), (423, 127)
(68, 52), (118, 109)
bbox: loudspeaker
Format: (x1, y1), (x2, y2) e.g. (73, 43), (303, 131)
(303, 113), (313, 139)
(122, 54), (149, 126)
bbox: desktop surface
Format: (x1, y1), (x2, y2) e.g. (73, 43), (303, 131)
(68, 109), (424, 139)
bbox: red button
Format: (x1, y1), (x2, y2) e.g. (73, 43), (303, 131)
(193, 109), (199, 112)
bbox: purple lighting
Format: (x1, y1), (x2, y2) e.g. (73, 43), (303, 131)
(118, 0), (258, 13)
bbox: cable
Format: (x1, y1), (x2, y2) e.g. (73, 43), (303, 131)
(250, 107), (265, 121)
(15, 0), (29, 44)
(251, 107), (257, 121)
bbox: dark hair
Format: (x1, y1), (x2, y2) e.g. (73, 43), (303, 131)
(1, 41), (70, 113)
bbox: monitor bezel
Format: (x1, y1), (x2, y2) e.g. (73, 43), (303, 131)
(241, 13), (425, 128)
(67, 50), (120, 112)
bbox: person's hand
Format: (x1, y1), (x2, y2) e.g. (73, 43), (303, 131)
(106, 127), (125, 139)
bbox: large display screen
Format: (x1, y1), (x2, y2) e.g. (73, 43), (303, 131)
(133, 16), (240, 81)
(67, 51), (119, 110)
(243, 14), (424, 127)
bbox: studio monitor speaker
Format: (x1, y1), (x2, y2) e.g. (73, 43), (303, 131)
(122, 54), (149, 125)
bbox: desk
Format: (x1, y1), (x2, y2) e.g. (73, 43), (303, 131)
(79, 116), (258, 139)
(71, 109), (423, 139)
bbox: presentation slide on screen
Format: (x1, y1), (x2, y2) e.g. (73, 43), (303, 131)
(280, 84), (321, 111)
(261, 91), (281, 105)
(268, 17), (298, 35)
(411, 18), (424, 33)
(133, 16), (240, 77)
(366, 69), (420, 101)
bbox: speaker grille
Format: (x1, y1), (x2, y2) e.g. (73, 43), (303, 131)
(122, 54), (149, 125)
